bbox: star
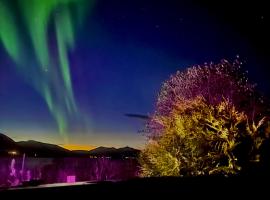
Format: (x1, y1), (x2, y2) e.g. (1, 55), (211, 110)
(120, 15), (126, 20)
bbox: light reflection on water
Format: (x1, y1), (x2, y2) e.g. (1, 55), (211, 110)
(0, 157), (139, 188)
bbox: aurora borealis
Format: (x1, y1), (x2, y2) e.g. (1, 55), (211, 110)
(0, 0), (269, 148)
(0, 0), (94, 143)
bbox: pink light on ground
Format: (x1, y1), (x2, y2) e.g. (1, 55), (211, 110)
(67, 175), (76, 183)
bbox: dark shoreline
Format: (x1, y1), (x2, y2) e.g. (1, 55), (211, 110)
(1, 176), (269, 198)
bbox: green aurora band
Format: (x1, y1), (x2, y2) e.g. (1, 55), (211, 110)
(0, 0), (95, 143)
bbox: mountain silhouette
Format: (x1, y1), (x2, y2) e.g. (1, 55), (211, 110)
(88, 146), (140, 158)
(0, 133), (140, 158)
(89, 146), (117, 155)
(17, 140), (71, 157)
(0, 133), (18, 155)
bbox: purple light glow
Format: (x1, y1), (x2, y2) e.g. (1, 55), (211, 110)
(67, 175), (76, 183)
(0, 157), (139, 188)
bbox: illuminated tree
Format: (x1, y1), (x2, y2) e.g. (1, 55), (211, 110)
(156, 59), (266, 122)
(140, 97), (266, 176)
(140, 59), (269, 177)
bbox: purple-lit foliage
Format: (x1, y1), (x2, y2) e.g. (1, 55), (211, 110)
(140, 59), (270, 177)
(157, 59), (263, 117)
(147, 59), (267, 139)
(7, 159), (20, 186)
(0, 157), (139, 187)
(40, 158), (139, 184)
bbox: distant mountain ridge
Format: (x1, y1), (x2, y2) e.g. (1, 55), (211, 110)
(88, 146), (140, 158)
(17, 140), (71, 157)
(0, 133), (18, 151)
(0, 133), (140, 158)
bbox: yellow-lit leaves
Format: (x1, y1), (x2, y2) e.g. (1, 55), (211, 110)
(140, 96), (265, 176)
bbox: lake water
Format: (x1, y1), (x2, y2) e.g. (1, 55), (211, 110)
(0, 157), (139, 187)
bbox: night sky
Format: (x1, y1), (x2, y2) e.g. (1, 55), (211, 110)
(0, 0), (269, 149)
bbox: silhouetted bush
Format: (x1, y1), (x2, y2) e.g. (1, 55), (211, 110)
(141, 59), (270, 177)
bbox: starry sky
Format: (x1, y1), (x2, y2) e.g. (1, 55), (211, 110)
(0, 0), (269, 149)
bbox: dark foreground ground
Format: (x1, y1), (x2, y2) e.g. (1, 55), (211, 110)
(0, 176), (269, 198)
